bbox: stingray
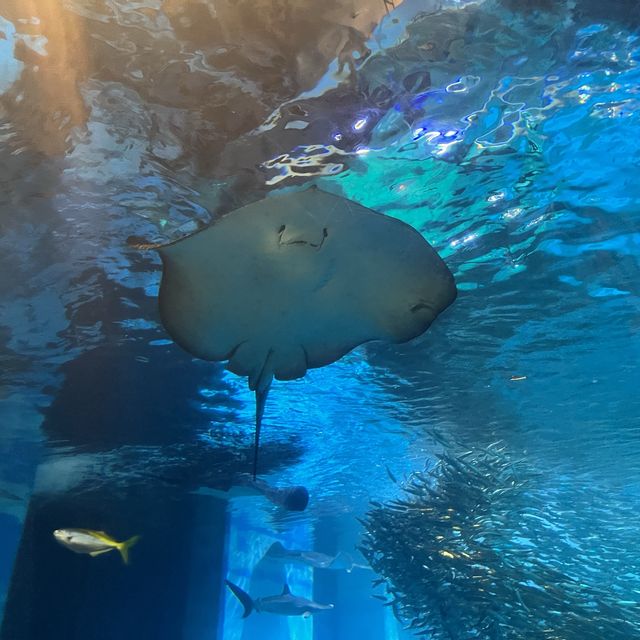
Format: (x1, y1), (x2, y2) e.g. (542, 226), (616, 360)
(135, 186), (456, 476)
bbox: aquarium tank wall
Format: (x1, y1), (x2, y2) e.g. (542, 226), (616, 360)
(1, 0), (640, 639)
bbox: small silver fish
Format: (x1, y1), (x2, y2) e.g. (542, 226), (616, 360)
(53, 528), (140, 564)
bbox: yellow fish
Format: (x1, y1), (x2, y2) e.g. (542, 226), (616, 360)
(53, 528), (140, 564)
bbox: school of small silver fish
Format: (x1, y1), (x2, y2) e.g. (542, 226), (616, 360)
(360, 442), (640, 639)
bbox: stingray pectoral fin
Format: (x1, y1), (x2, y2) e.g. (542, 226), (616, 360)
(272, 345), (308, 381)
(227, 343), (274, 393)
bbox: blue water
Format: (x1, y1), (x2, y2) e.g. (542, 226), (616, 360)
(1, 0), (640, 638)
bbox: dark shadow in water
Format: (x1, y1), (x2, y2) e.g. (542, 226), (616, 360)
(2, 490), (220, 640)
(1, 273), (304, 639)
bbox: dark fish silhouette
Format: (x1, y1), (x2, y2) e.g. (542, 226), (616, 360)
(225, 580), (334, 618)
(0, 488), (22, 502)
(265, 541), (369, 572)
(237, 475), (309, 511)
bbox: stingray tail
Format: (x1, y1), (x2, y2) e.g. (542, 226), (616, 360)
(253, 385), (270, 480)
(225, 580), (254, 618)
